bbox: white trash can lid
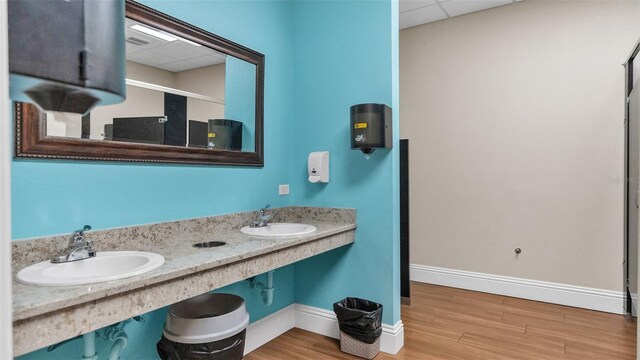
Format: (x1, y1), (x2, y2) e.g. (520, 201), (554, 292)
(163, 293), (250, 344)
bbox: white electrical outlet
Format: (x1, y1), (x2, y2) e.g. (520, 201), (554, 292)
(279, 184), (290, 195)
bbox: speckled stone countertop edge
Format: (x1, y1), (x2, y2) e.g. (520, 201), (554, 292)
(13, 223), (356, 320)
(13, 231), (356, 358)
(12, 207), (356, 321)
(12, 206), (356, 269)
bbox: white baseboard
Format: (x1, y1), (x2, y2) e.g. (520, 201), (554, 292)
(295, 304), (405, 355)
(410, 264), (625, 315)
(380, 320), (405, 355)
(244, 304), (296, 355)
(244, 303), (404, 355)
(295, 304), (340, 339)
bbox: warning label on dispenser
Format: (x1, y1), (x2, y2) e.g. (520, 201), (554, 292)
(208, 132), (216, 138)
(354, 122), (368, 129)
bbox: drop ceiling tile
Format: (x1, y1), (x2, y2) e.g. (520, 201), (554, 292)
(193, 44), (227, 58)
(154, 42), (204, 60)
(125, 42), (144, 55)
(150, 50), (183, 65)
(127, 51), (166, 67)
(125, 33), (165, 53)
(400, 4), (447, 29)
(440, 0), (512, 18)
(209, 53), (228, 64)
(399, 0), (437, 13)
(189, 55), (226, 67)
(126, 26), (168, 50)
(123, 16), (238, 72)
(130, 47), (183, 67)
(125, 18), (137, 28)
(158, 61), (200, 73)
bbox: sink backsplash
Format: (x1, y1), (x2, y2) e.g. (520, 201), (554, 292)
(12, 206), (355, 271)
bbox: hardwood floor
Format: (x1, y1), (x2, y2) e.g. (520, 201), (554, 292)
(245, 282), (637, 359)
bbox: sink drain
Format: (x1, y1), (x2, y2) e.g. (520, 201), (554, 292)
(193, 241), (227, 248)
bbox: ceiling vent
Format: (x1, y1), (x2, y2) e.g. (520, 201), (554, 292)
(126, 36), (149, 46)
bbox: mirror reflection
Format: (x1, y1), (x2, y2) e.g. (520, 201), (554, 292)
(45, 18), (257, 152)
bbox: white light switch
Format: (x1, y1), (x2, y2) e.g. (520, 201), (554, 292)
(279, 184), (290, 195)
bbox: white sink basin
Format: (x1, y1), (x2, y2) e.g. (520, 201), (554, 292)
(16, 251), (165, 287)
(240, 223), (317, 237)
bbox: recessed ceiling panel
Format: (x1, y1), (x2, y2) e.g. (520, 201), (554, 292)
(189, 54), (226, 67)
(399, 0), (516, 29)
(400, 0), (437, 13)
(157, 61), (200, 73)
(124, 18), (228, 72)
(127, 50), (167, 67)
(400, 4), (447, 29)
(439, 0), (512, 18)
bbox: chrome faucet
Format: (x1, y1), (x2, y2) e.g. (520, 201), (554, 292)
(51, 225), (96, 263)
(250, 205), (272, 228)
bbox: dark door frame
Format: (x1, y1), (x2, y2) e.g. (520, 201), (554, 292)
(624, 39), (639, 316)
(400, 139), (410, 305)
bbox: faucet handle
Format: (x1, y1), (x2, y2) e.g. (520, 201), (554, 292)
(53, 225), (95, 263)
(71, 225), (92, 242)
(259, 205), (271, 216)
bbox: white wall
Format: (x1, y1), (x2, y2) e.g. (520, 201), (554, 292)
(176, 64), (225, 122)
(126, 60), (176, 88)
(400, 0), (640, 291)
(47, 61), (226, 140)
(92, 62), (225, 139)
(89, 84), (165, 138)
(175, 63), (225, 100)
(0, 0), (12, 357)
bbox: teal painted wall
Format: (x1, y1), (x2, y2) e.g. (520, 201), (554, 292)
(290, 0), (400, 325)
(15, 1), (296, 359)
(11, 0), (294, 240)
(14, 0), (399, 358)
(17, 265), (294, 360)
(225, 56), (257, 152)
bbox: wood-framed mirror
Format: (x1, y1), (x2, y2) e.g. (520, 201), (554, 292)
(14, 0), (264, 166)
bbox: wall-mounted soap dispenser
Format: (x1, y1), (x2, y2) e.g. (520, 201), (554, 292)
(8, 0), (126, 114)
(351, 103), (392, 155)
(308, 151), (329, 183)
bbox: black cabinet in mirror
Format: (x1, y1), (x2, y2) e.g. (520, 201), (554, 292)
(15, 0), (264, 166)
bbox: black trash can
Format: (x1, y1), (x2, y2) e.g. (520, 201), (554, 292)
(333, 297), (383, 359)
(157, 293), (249, 360)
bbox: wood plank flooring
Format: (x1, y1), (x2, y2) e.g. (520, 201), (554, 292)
(245, 282), (637, 359)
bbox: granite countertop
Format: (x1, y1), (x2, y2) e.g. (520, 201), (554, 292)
(12, 207), (356, 322)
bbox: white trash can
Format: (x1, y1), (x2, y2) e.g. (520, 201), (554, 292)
(157, 293), (249, 360)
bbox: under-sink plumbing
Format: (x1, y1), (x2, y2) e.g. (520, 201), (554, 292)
(103, 327), (128, 360)
(247, 270), (275, 306)
(82, 332), (97, 360)
(47, 316), (142, 360)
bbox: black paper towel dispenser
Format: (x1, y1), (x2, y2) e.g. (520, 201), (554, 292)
(8, 0), (126, 114)
(207, 119), (243, 151)
(350, 103), (392, 155)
